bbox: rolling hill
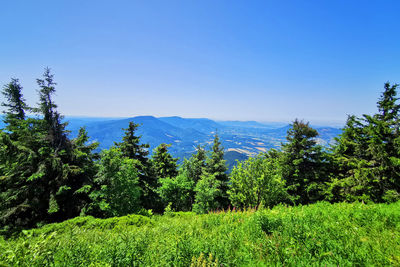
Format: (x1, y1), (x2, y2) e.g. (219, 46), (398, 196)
(63, 116), (342, 167)
(0, 115), (342, 167)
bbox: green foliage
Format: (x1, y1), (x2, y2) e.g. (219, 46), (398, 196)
(0, 69), (99, 230)
(151, 143), (178, 179)
(89, 147), (141, 217)
(2, 70), (400, 266)
(281, 119), (328, 204)
(329, 83), (400, 202)
(1, 78), (27, 123)
(179, 145), (207, 207)
(206, 133), (229, 209)
(115, 121), (149, 164)
(115, 121), (158, 211)
(1, 202), (399, 266)
(158, 173), (194, 211)
(228, 151), (290, 208)
(193, 172), (220, 214)
(182, 145), (206, 184)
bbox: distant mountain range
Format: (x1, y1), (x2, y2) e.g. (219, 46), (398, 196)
(63, 116), (342, 169)
(0, 115), (342, 169)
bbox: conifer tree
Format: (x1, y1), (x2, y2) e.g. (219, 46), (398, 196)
(1, 79), (27, 124)
(205, 133), (229, 209)
(115, 121), (156, 210)
(329, 83), (400, 202)
(281, 119), (327, 204)
(366, 83), (400, 201)
(183, 145), (206, 184)
(180, 145), (207, 206)
(36, 68), (69, 152)
(1, 69), (99, 229)
(151, 143), (178, 179)
(115, 122), (149, 165)
(0, 78), (37, 230)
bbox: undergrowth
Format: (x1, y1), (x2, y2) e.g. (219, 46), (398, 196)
(1, 201), (399, 266)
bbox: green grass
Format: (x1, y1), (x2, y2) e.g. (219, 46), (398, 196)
(1, 201), (400, 266)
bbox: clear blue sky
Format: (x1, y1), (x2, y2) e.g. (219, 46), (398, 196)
(1, 1), (399, 125)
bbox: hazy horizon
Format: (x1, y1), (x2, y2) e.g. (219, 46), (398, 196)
(62, 114), (345, 128)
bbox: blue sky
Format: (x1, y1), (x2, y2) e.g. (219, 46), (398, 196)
(0, 1), (399, 125)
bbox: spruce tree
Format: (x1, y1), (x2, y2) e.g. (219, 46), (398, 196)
(115, 121), (149, 164)
(366, 83), (400, 201)
(1, 69), (99, 230)
(329, 83), (400, 202)
(1, 79), (27, 123)
(151, 143), (178, 179)
(0, 78), (37, 230)
(183, 145), (206, 184)
(115, 121), (156, 210)
(180, 145), (207, 206)
(205, 133), (229, 209)
(281, 119), (327, 204)
(36, 68), (69, 152)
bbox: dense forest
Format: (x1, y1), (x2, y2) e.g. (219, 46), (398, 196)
(0, 69), (400, 265)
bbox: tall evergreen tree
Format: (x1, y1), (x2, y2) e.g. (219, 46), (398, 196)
(329, 83), (400, 202)
(1, 69), (99, 230)
(115, 122), (149, 164)
(0, 79), (38, 230)
(115, 122), (156, 210)
(183, 145), (206, 184)
(205, 133), (229, 209)
(151, 143), (178, 179)
(179, 145), (207, 206)
(366, 83), (400, 201)
(1, 79), (27, 123)
(281, 119), (327, 204)
(36, 68), (69, 152)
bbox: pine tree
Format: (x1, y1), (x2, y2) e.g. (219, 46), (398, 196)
(281, 119), (327, 204)
(205, 133), (229, 209)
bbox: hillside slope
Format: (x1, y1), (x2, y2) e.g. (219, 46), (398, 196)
(1, 201), (399, 266)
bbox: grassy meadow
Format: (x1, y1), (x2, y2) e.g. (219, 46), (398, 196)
(1, 201), (399, 266)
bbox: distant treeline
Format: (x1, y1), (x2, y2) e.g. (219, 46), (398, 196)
(0, 68), (399, 232)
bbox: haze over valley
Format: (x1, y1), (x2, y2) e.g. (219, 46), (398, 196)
(63, 115), (342, 167)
